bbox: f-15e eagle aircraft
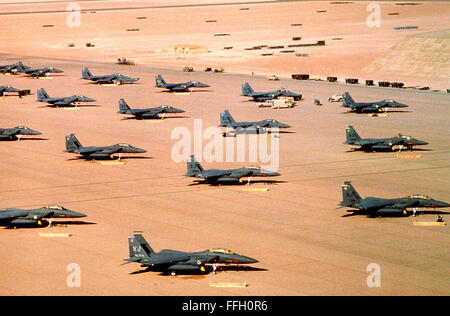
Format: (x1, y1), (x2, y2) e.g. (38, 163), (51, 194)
(241, 82), (302, 101)
(0, 205), (86, 228)
(121, 231), (258, 275)
(185, 155), (280, 185)
(339, 181), (449, 217)
(0, 61), (30, 74)
(82, 67), (139, 85)
(117, 98), (185, 119)
(65, 133), (147, 160)
(219, 109), (290, 136)
(155, 75), (209, 92)
(17, 63), (63, 77)
(0, 85), (30, 97)
(341, 92), (409, 113)
(0, 126), (41, 141)
(344, 126), (428, 152)
(37, 88), (96, 107)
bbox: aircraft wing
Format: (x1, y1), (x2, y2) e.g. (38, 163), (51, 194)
(148, 251), (191, 266)
(53, 100), (73, 106)
(223, 170), (253, 181)
(24, 211), (54, 220)
(95, 148), (117, 155)
(0, 210), (29, 220)
(171, 84), (189, 92)
(0, 129), (17, 137)
(94, 75), (116, 83)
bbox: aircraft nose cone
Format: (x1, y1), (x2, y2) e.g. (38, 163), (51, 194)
(65, 210), (87, 218)
(261, 169), (280, 177)
(30, 129), (42, 135)
(239, 255), (259, 264)
(414, 139), (428, 145)
(134, 147), (147, 153)
(434, 200), (450, 208)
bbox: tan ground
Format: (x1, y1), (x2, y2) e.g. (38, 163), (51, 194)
(0, 1), (449, 89)
(0, 1), (449, 296)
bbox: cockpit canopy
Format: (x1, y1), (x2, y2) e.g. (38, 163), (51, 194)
(117, 143), (133, 147)
(397, 134), (412, 140)
(45, 205), (64, 210)
(245, 165), (261, 170)
(405, 195), (431, 200)
(209, 248), (235, 255)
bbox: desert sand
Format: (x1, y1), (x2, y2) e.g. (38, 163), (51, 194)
(0, 1), (449, 297)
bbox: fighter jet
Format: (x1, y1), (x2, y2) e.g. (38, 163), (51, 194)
(37, 88), (96, 107)
(0, 205), (86, 228)
(0, 85), (30, 98)
(17, 63), (63, 78)
(338, 181), (450, 217)
(155, 75), (209, 92)
(0, 126), (42, 141)
(219, 109), (290, 136)
(341, 92), (409, 113)
(241, 82), (302, 102)
(65, 133), (147, 160)
(0, 61), (30, 74)
(185, 155), (280, 185)
(121, 231), (258, 275)
(82, 67), (139, 85)
(344, 126), (429, 152)
(117, 98), (185, 119)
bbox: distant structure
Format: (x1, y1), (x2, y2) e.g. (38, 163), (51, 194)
(169, 44), (208, 54)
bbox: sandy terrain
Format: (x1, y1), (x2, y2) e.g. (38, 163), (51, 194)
(0, 1), (449, 89)
(0, 1), (449, 297)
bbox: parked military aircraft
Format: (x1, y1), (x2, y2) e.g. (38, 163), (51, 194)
(117, 98), (185, 119)
(219, 109), (290, 135)
(82, 67), (139, 85)
(65, 133), (146, 159)
(241, 82), (302, 101)
(185, 155), (280, 185)
(339, 181), (449, 217)
(0, 85), (30, 97)
(121, 231), (258, 275)
(0, 205), (86, 228)
(342, 92), (409, 113)
(36, 88), (96, 107)
(155, 75), (209, 92)
(344, 126), (428, 152)
(0, 126), (41, 141)
(17, 63), (63, 77)
(0, 61), (29, 74)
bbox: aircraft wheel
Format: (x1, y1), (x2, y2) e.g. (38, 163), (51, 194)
(170, 271), (176, 276)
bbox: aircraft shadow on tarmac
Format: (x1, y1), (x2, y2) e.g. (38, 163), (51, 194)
(341, 210), (450, 218)
(340, 110), (412, 115)
(344, 148), (433, 153)
(0, 137), (48, 141)
(120, 115), (190, 120)
(66, 156), (153, 161)
(188, 180), (287, 186)
(3, 220), (96, 229)
(156, 89), (213, 94)
(129, 265), (267, 276)
(37, 104), (102, 108)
